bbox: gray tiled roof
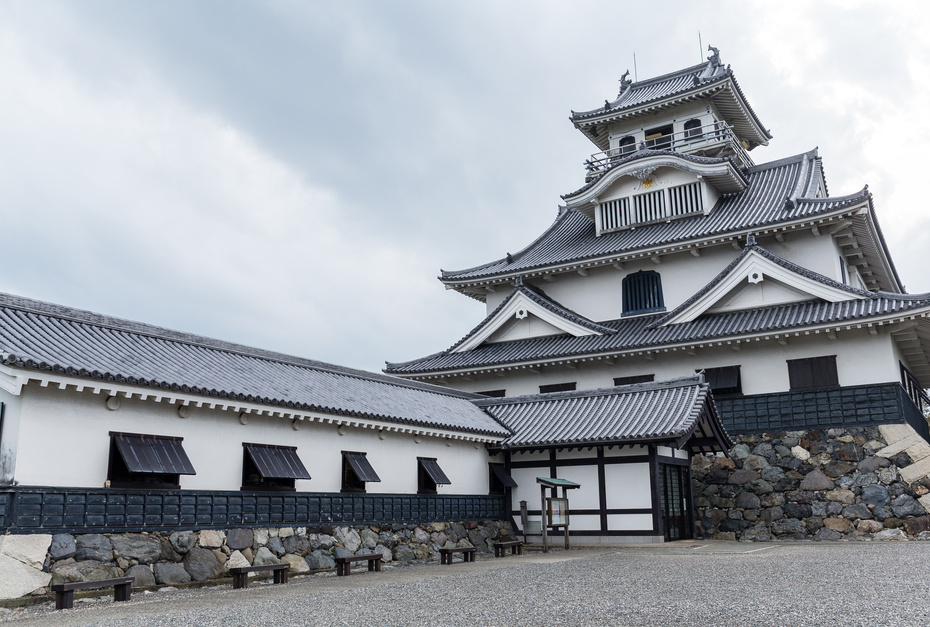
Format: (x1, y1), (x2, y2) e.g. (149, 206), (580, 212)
(441, 150), (861, 284)
(0, 292), (508, 437)
(570, 60), (771, 146)
(476, 375), (729, 450)
(388, 254), (930, 375)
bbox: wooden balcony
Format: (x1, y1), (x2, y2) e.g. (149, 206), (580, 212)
(584, 122), (753, 180)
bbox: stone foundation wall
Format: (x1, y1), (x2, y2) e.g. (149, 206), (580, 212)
(0, 520), (513, 600)
(692, 425), (930, 541)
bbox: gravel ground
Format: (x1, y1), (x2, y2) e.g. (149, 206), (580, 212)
(3, 542), (930, 627)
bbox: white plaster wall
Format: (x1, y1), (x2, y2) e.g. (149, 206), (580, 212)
(510, 467), (544, 509)
(556, 448), (599, 460)
(604, 463), (651, 509)
(0, 388), (22, 485)
(445, 326), (901, 397)
(487, 316), (564, 343)
(568, 514), (601, 531)
(607, 102), (713, 146)
(554, 465), (600, 509)
(605, 445), (648, 457)
(12, 385), (493, 495)
(607, 514), (654, 530)
(512, 450), (549, 463)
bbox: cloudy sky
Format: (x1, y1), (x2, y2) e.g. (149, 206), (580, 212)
(1, 1), (928, 373)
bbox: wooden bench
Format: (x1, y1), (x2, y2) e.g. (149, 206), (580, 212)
(439, 546), (476, 565)
(334, 553), (382, 576)
(229, 563), (290, 589)
(494, 540), (523, 558)
(51, 576), (134, 610)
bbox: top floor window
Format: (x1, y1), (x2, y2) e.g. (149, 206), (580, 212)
(684, 118), (703, 139)
(622, 270), (665, 316)
(644, 124), (673, 150)
(617, 135), (636, 155)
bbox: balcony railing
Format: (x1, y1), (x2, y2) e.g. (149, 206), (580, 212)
(583, 122), (753, 179)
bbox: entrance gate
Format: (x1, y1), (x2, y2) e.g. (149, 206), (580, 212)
(657, 464), (693, 541)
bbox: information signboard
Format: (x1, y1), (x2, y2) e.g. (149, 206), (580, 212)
(547, 497), (569, 527)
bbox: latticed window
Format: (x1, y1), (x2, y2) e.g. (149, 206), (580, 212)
(684, 118), (703, 138)
(622, 271), (665, 316)
(617, 135), (636, 155)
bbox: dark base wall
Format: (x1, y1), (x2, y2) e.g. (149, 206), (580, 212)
(692, 426), (930, 541)
(0, 490), (505, 535)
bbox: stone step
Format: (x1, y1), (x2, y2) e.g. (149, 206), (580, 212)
(905, 441), (930, 463)
(878, 424), (916, 444)
(899, 455), (930, 485)
(877, 434), (924, 458)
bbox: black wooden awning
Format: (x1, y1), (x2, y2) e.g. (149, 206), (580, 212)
(344, 451), (381, 483)
(491, 463), (517, 487)
(112, 432), (196, 475)
(244, 443), (311, 480)
(418, 458), (451, 485)
(704, 366), (740, 390)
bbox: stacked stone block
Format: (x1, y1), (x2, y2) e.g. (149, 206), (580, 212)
(693, 426), (930, 541)
(10, 520), (512, 598)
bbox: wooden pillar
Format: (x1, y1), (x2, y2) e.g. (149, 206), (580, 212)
(540, 484), (549, 553)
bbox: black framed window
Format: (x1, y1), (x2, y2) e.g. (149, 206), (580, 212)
(342, 451), (381, 493)
(700, 366), (742, 396)
(614, 374), (655, 386)
(477, 389), (506, 398)
(622, 270), (665, 316)
(644, 124), (673, 150)
(684, 118), (703, 139)
(489, 463), (517, 495)
(417, 457), (451, 495)
(617, 135), (636, 155)
(242, 443), (311, 492)
(539, 382), (576, 394)
(107, 432), (196, 490)
(787, 356), (839, 391)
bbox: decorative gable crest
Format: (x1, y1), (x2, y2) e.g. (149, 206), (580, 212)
(658, 244), (873, 327)
(450, 280), (614, 353)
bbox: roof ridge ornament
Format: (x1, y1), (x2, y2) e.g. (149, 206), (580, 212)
(617, 70), (632, 96)
(745, 234), (757, 247)
(707, 45), (721, 67)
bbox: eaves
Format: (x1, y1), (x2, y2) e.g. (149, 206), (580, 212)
(405, 306), (930, 381)
(7, 367), (508, 443)
(441, 205), (866, 294)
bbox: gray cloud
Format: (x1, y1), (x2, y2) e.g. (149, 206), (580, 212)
(0, 0), (928, 372)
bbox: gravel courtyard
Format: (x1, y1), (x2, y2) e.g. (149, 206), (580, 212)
(4, 541), (930, 627)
